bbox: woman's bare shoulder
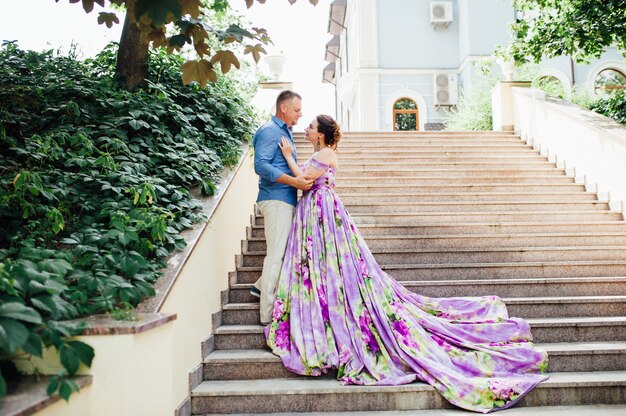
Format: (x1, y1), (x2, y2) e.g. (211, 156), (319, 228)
(316, 147), (337, 164)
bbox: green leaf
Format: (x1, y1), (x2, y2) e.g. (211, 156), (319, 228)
(29, 279), (67, 295)
(67, 340), (95, 367)
(0, 318), (29, 354)
(200, 178), (216, 196)
(129, 119), (142, 130)
(223, 24), (253, 42)
(168, 34), (192, 49)
(0, 372), (6, 398)
(134, 0), (182, 27)
(41, 259), (73, 275)
(60, 343), (81, 374)
(58, 379), (76, 401)
(46, 376), (60, 396)
(0, 302), (42, 324)
(22, 331), (43, 357)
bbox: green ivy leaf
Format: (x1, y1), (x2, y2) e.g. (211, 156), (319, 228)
(0, 372), (6, 398)
(47, 376), (60, 396)
(67, 340), (95, 367)
(60, 343), (80, 374)
(58, 379), (79, 401)
(22, 331), (43, 357)
(0, 302), (42, 324)
(0, 318), (29, 354)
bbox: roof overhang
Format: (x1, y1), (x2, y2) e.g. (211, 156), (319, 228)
(322, 62), (336, 84)
(328, 0), (347, 35)
(325, 35), (340, 62)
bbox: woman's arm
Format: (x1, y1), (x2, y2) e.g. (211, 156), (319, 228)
(278, 137), (303, 177)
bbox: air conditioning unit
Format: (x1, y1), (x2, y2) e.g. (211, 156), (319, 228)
(430, 1), (453, 24)
(433, 73), (458, 106)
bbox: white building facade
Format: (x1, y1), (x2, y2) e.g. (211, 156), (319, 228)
(323, 0), (626, 131)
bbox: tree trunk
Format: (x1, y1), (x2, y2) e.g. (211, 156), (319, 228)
(116, 12), (149, 91)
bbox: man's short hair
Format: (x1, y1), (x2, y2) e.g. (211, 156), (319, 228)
(276, 90), (301, 109)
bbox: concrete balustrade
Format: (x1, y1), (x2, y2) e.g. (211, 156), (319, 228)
(507, 85), (626, 215)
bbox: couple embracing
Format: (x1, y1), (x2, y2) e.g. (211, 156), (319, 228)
(250, 90), (548, 413)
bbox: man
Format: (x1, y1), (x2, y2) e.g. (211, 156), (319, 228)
(251, 90), (313, 324)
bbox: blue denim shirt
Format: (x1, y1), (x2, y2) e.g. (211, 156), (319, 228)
(253, 116), (298, 206)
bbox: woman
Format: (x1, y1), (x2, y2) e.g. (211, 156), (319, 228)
(265, 115), (548, 413)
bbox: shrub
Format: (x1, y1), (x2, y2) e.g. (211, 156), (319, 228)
(444, 61), (501, 131)
(0, 41), (257, 399)
(589, 91), (626, 125)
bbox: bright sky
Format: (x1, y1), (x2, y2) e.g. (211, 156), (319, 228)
(0, 0), (335, 129)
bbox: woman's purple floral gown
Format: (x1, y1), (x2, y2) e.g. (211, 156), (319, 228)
(265, 154), (549, 413)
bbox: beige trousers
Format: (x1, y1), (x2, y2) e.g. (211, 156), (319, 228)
(254, 200), (295, 323)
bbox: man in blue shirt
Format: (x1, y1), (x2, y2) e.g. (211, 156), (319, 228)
(252, 90), (313, 324)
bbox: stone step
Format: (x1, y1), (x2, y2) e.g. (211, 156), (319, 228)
(339, 192), (598, 203)
(253, 211), (622, 227)
(337, 168), (565, 176)
(233, 261), (626, 283)
(229, 277), (626, 303)
(202, 342), (626, 381)
(296, 131), (516, 137)
(295, 133), (519, 140)
(213, 316), (626, 348)
(296, 141), (528, 149)
(221, 295), (626, 325)
(248, 222), (626, 239)
(348, 211), (623, 225)
(300, 142), (531, 149)
(294, 138), (524, 146)
(299, 150), (542, 157)
(334, 180), (576, 188)
(338, 162), (556, 169)
(239, 246), (626, 267)
(245, 233), (626, 251)
(190, 371), (626, 414)
(333, 184), (586, 194)
(321, 156), (552, 164)
(200, 405), (626, 416)
(335, 173), (570, 181)
(343, 201), (609, 214)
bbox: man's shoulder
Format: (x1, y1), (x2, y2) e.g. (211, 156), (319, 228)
(254, 120), (280, 142)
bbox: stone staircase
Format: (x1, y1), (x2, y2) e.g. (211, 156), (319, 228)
(190, 132), (626, 414)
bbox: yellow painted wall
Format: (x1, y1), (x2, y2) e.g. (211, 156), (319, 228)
(160, 148), (258, 406)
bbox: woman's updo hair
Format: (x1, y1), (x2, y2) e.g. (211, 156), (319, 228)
(316, 114), (341, 150)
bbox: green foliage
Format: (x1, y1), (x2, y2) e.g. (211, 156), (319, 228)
(0, 41), (257, 398)
(507, 0), (626, 63)
(444, 62), (501, 131)
(589, 91), (626, 124)
(60, 0), (317, 88)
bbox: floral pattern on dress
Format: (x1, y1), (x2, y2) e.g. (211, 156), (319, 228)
(265, 154), (549, 413)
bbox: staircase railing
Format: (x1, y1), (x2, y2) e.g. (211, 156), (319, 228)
(511, 87), (626, 215)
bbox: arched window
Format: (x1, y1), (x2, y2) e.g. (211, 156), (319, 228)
(595, 68), (626, 96)
(393, 98), (419, 131)
(534, 75), (566, 98)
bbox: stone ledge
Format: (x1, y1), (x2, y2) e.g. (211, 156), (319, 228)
(0, 375), (92, 416)
(70, 312), (177, 336)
